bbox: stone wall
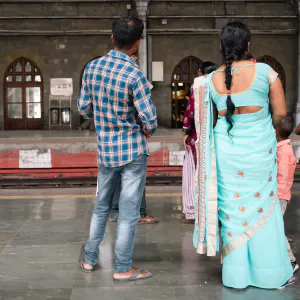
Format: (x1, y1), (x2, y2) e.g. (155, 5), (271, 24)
(0, 35), (113, 129)
(0, 0), (298, 130)
(148, 0), (298, 127)
(0, 1), (132, 129)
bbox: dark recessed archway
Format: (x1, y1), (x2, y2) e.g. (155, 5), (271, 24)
(171, 56), (202, 128)
(257, 55), (286, 90)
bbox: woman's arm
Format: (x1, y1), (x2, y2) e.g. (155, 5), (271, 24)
(269, 77), (286, 126)
(213, 102), (218, 128)
(295, 123), (300, 135)
(183, 89), (195, 148)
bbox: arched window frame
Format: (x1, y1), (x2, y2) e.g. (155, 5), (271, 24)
(171, 56), (203, 128)
(257, 55), (286, 90)
(3, 57), (44, 130)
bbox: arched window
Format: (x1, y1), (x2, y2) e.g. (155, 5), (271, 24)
(171, 56), (202, 128)
(3, 57), (43, 130)
(257, 55), (286, 90)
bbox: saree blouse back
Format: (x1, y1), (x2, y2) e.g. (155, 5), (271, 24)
(210, 62), (276, 112)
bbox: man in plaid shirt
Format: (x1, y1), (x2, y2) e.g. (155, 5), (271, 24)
(78, 16), (157, 282)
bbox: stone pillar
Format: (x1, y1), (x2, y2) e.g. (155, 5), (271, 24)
(296, 1), (300, 125)
(135, 0), (149, 77)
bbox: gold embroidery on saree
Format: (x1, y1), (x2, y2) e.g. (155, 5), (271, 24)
(222, 196), (277, 257)
(197, 83), (208, 244)
(237, 171), (244, 177)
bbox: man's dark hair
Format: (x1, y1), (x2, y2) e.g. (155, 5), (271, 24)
(277, 115), (295, 139)
(112, 17), (144, 50)
(200, 61), (218, 75)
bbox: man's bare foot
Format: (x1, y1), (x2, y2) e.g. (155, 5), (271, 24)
(79, 260), (94, 273)
(113, 267), (152, 282)
(138, 215), (159, 225)
(83, 261), (93, 270)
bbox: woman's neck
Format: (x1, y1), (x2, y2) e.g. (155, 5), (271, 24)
(218, 60), (255, 71)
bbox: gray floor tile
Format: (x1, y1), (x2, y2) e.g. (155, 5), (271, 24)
(219, 286), (299, 300)
(0, 220), (26, 232)
(20, 219), (86, 233)
(0, 288), (72, 300)
(8, 231), (85, 246)
(70, 286), (176, 300)
(0, 263), (77, 290)
(29, 210), (87, 221)
(0, 232), (16, 246)
(1, 245), (82, 264)
(0, 207), (32, 221)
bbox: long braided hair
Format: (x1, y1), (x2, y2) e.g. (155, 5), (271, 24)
(220, 21), (251, 133)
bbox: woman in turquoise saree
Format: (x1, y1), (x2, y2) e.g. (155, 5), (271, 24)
(193, 21), (294, 289)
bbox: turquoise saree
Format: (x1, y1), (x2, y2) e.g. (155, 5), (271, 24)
(193, 63), (293, 289)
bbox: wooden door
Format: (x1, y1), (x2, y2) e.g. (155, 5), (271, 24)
(4, 57), (44, 130)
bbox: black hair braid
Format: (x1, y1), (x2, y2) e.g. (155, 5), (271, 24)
(220, 20), (251, 134)
(224, 55), (235, 134)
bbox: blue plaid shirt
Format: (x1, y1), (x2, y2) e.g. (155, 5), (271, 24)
(77, 50), (157, 167)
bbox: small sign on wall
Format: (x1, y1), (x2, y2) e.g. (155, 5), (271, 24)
(152, 61), (164, 82)
(19, 149), (52, 169)
(50, 78), (73, 96)
(169, 151), (185, 166)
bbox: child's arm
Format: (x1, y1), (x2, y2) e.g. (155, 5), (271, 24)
(277, 151), (295, 202)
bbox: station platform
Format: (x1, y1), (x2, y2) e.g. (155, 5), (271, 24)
(0, 129), (185, 179)
(1, 129), (300, 180)
(0, 185), (299, 299)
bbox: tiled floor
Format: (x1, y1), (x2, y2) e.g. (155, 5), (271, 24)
(0, 185), (299, 300)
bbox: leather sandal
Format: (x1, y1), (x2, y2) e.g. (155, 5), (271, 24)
(79, 260), (94, 273)
(113, 268), (152, 283)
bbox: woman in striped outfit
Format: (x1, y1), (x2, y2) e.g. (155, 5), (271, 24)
(181, 61), (217, 225)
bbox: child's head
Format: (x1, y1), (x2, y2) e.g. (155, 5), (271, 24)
(276, 115), (294, 141)
(246, 53), (256, 63)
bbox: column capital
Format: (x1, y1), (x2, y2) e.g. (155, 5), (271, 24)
(135, 0), (150, 18)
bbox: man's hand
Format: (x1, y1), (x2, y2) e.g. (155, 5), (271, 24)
(183, 135), (190, 150)
(143, 129), (153, 139)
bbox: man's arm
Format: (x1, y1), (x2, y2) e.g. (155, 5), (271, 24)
(295, 123), (300, 135)
(132, 74), (158, 137)
(77, 69), (93, 119)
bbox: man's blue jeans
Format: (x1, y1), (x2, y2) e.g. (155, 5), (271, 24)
(85, 154), (147, 273)
(109, 186), (147, 219)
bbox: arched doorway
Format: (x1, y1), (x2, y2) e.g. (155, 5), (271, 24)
(3, 57), (44, 130)
(171, 56), (202, 128)
(257, 55), (286, 90)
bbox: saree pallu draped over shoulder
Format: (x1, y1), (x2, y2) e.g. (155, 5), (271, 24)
(193, 75), (219, 256)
